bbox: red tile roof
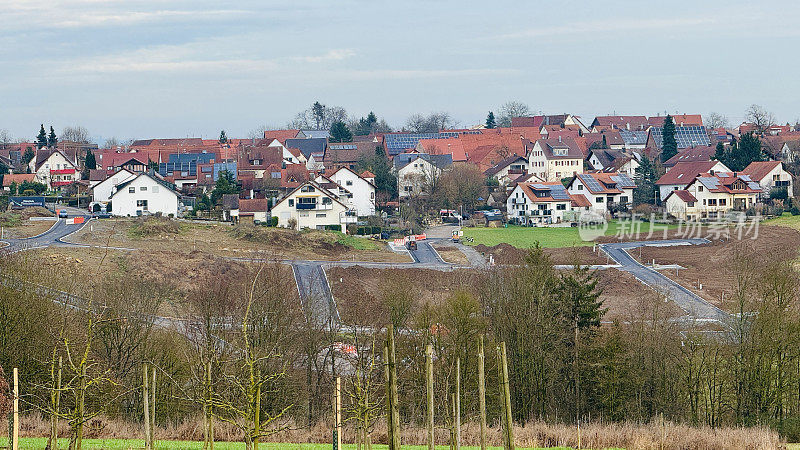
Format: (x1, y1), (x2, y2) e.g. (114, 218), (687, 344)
(740, 160), (782, 182)
(667, 189), (698, 203)
(663, 145), (716, 167)
(263, 129), (300, 143)
(238, 198), (269, 213)
(656, 161), (724, 185)
(517, 182), (569, 203)
(2, 173), (35, 187)
(569, 193), (592, 208)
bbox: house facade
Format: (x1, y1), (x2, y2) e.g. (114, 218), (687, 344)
(664, 173), (761, 221)
(656, 160), (730, 201)
(110, 172), (180, 217)
(324, 167), (376, 216)
(32, 149), (78, 190)
(271, 180), (357, 231)
(526, 137), (584, 182)
(91, 168), (137, 204)
(566, 172), (636, 216)
(394, 153), (453, 198)
(740, 160), (793, 198)
(506, 182), (574, 225)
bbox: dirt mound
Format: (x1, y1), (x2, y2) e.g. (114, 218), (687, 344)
(228, 225), (350, 256)
(128, 216), (181, 237)
(20, 207), (53, 219)
(122, 250), (249, 293)
(475, 243), (526, 264)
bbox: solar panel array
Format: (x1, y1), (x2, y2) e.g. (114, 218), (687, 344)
(747, 181), (761, 190)
(578, 174), (604, 192)
(329, 144), (358, 150)
(549, 183), (571, 200)
(384, 132), (461, 155)
(650, 126), (711, 149)
(610, 173), (636, 188)
(698, 177), (721, 190)
(618, 130), (648, 145)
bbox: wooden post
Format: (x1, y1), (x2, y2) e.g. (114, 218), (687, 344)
(478, 337), (487, 450)
(426, 344), (434, 450)
(387, 324), (401, 450)
(500, 341), (514, 450)
(12, 368), (18, 450)
(50, 356), (62, 450)
(254, 369), (261, 450)
(383, 345), (393, 448)
(455, 357), (460, 450)
(334, 376), (342, 450)
(143, 365), (151, 450)
(77, 365), (86, 450)
(151, 366), (156, 448)
(450, 393), (456, 450)
(206, 362), (214, 450)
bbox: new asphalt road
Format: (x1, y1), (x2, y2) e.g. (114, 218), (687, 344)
(599, 238), (730, 324)
(1, 206), (91, 253)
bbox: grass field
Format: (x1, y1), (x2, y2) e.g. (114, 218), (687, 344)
(764, 212), (800, 230)
(462, 221), (675, 249)
(0, 438), (570, 449)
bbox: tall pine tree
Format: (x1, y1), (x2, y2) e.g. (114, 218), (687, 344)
(47, 126), (58, 148)
(36, 124), (47, 149)
(633, 155), (658, 205)
(219, 130), (228, 144)
(329, 121), (352, 143)
(660, 115), (677, 163)
(486, 111), (497, 129)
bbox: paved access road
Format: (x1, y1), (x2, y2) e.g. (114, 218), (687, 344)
(292, 263), (341, 327)
(599, 238), (729, 324)
(1, 205), (91, 253)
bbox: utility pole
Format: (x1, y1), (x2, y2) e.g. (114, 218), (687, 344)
(12, 368), (19, 450)
(426, 344), (434, 450)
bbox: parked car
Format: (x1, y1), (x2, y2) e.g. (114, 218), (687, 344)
(92, 211), (112, 219)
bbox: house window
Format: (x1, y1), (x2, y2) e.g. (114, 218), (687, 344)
(322, 197), (332, 205)
(698, 185), (703, 192)
(140, 186), (147, 191)
(619, 196), (628, 203)
(129, 187), (135, 193)
(708, 199), (717, 206)
(556, 203), (566, 210)
(288, 199), (294, 207)
(596, 197), (604, 203)
(136, 200), (148, 210)
(346, 180), (353, 186)
(316, 213), (327, 218)
(719, 198), (726, 206)
(301, 185), (315, 193)
(687, 202), (695, 207)
(577, 185), (583, 190)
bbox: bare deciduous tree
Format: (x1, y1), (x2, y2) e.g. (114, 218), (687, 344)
(498, 101), (532, 127)
(706, 112), (730, 129)
(744, 104), (776, 133)
(61, 126), (92, 144)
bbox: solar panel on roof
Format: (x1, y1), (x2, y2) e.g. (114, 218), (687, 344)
(610, 173), (635, 188)
(739, 174), (752, 181)
(579, 174), (604, 192)
(550, 185), (570, 200)
(747, 182), (760, 190)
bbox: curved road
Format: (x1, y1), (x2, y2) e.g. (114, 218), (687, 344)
(599, 239), (729, 324)
(1, 206), (91, 253)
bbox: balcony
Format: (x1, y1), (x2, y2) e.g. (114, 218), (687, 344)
(296, 202), (333, 210)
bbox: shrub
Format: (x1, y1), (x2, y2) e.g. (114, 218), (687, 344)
(792, 205), (800, 216)
(127, 216), (181, 237)
(287, 218), (297, 229)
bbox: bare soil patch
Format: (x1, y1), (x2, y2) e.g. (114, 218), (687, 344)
(474, 243), (608, 265)
(328, 265), (678, 323)
(634, 225), (800, 311)
(431, 243), (470, 265)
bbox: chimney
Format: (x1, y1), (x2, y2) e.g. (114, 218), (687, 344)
(558, 136), (562, 143)
(626, 122), (630, 131)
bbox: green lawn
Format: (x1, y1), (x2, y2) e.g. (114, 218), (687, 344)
(463, 221), (676, 249)
(0, 438), (570, 449)
(763, 212), (800, 231)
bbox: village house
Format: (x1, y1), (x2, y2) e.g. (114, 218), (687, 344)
(656, 160), (731, 201)
(271, 180), (357, 231)
(590, 116), (649, 133)
(484, 155), (528, 186)
(566, 172), (636, 216)
(2, 173), (36, 192)
(231, 198), (269, 224)
(525, 137), (584, 182)
(663, 146), (717, 171)
(506, 181), (579, 225)
(664, 172), (761, 221)
(109, 171), (180, 217)
(586, 148), (639, 175)
(394, 153), (453, 199)
(740, 160), (794, 198)
(321, 167), (376, 216)
(90, 168), (137, 205)
(30, 148), (79, 190)
(647, 125), (711, 150)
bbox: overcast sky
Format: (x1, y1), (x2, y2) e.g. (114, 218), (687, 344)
(2, 0), (799, 142)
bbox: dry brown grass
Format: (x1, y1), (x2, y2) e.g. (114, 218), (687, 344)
(9, 414), (785, 449)
(431, 243), (470, 265)
(68, 218), (408, 262)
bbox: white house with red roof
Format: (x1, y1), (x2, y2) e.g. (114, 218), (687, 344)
(271, 180), (357, 231)
(740, 160), (793, 198)
(566, 172), (636, 216)
(526, 137), (584, 182)
(31, 148), (79, 190)
(507, 181), (584, 225)
(656, 160), (730, 201)
(664, 172), (761, 221)
(91, 168), (137, 205)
